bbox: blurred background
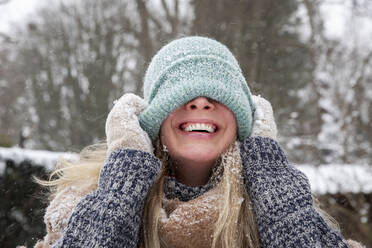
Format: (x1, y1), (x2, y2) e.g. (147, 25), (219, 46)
(0, 0), (371, 247)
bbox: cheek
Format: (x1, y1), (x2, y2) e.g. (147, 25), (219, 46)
(224, 114), (238, 147)
(222, 108), (238, 136)
(224, 126), (237, 149)
(160, 117), (172, 146)
(159, 124), (168, 146)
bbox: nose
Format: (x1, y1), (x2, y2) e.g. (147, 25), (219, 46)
(185, 97), (215, 111)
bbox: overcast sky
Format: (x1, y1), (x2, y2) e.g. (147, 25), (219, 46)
(0, 0), (370, 42)
(0, 0), (47, 33)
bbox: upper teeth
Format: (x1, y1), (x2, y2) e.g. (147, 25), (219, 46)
(183, 123), (216, 133)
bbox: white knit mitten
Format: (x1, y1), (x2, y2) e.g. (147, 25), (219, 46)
(251, 95), (277, 140)
(105, 93), (153, 154)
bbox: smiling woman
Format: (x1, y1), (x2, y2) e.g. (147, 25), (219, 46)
(32, 37), (362, 248)
(161, 97), (237, 186)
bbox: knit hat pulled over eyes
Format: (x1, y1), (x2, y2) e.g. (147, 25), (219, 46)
(139, 36), (255, 142)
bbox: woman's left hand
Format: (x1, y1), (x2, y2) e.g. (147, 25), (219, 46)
(240, 137), (349, 247)
(251, 95), (277, 140)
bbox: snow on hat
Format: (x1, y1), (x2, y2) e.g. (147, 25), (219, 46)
(139, 36), (255, 142)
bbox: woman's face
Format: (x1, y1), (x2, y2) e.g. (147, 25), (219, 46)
(160, 97), (237, 182)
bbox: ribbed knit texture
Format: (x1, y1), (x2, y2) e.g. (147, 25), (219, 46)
(164, 175), (215, 202)
(52, 149), (161, 248)
(139, 36), (255, 142)
(240, 137), (350, 248)
(52, 137), (350, 248)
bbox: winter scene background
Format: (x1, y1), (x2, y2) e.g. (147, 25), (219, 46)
(0, 0), (372, 247)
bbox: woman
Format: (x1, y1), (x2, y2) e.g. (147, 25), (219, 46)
(34, 37), (362, 248)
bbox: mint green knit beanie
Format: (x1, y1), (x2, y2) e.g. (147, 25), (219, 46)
(139, 36), (255, 142)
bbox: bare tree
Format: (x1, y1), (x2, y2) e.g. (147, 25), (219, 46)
(4, 0), (371, 165)
(8, 0), (186, 150)
(301, 0), (372, 163)
(191, 0), (314, 163)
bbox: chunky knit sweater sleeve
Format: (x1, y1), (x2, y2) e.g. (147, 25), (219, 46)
(240, 136), (350, 248)
(52, 149), (161, 248)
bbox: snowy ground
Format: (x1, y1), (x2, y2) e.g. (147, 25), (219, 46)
(0, 147), (78, 172)
(297, 164), (372, 195)
(1, 147), (371, 195)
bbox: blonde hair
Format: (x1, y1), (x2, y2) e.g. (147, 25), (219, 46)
(38, 140), (340, 248)
(140, 140), (260, 248)
(35, 143), (106, 199)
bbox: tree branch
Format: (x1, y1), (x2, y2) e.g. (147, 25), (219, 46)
(352, 50), (372, 88)
(147, 11), (163, 31)
(0, 32), (16, 43)
(161, 0), (172, 23)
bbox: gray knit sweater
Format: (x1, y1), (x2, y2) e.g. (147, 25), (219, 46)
(52, 137), (349, 248)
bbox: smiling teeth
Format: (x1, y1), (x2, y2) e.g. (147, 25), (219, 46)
(184, 123), (216, 133)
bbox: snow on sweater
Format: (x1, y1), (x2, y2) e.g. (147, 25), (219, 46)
(45, 137), (352, 248)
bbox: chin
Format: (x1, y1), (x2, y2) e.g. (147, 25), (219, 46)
(180, 148), (220, 164)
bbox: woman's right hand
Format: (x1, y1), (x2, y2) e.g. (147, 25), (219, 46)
(53, 93), (160, 247)
(105, 93), (153, 155)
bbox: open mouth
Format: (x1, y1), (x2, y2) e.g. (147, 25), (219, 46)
(180, 123), (217, 133)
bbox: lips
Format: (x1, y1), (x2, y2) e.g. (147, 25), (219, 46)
(180, 122), (217, 133)
(176, 119), (220, 137)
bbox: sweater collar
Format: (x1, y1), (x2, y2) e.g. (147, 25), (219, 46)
(163, 176), (215, 202)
